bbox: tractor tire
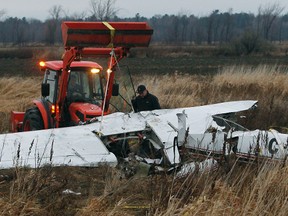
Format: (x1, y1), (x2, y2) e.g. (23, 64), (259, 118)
(22, 107), (44, 131)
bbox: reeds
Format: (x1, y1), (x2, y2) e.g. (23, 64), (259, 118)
(134, 64), (288, 130)
(0, 76), (41, 132)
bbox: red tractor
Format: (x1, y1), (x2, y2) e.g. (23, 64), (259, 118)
(10, 21), (153, 132)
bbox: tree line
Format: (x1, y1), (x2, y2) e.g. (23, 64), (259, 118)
(0, 2), (288, 55)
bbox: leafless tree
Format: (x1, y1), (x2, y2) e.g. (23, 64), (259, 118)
(46, 5), (63, 44)
(220, 8), (233, 43)
(67, 11), (87, 20)
(48, 5), (63, 20)
(278, 16), (284, 43)
(257, 3), (285, 40)
(89, 0), (118, 21)
(207, 10), (219, 45)
(0, 9), (6, 20)
(0, 9), (7, 43)
(177, 11), (189, 42)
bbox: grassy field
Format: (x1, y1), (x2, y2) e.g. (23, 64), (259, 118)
(1, 46), (288, 215)
(0, 45), (288, 77)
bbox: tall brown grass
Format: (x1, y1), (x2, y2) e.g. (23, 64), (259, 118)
(1, 65), (288, 215)
(134, 64), (288, 130)
(0, 76), (41, 132)
(2, 65), (288, 131)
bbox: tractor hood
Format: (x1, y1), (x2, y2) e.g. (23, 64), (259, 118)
(69, 102), (103, 123)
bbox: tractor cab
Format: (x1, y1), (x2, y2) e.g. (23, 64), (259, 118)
(40, 60), (110, 126)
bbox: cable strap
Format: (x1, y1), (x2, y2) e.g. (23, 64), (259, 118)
(103, 21), (115, 48)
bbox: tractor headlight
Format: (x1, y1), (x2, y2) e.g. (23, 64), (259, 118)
(39, 61), (46, 71)
(91, 68), (100, 74)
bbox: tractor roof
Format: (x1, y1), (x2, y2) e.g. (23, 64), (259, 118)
(43, 60), (103, 71)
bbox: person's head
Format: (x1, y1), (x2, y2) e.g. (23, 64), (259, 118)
(137, 85), (147, 97)
(70, 75), (77, 86)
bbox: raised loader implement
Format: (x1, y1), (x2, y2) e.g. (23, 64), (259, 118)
(10, 21), (153, 132)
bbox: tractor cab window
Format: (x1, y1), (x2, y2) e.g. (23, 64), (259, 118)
(67, 69), (103, 104)
(43, 69), (57, 103)
(67, 73), (82, 100)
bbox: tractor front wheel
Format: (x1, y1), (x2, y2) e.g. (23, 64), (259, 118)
(22, 107), (44, 131)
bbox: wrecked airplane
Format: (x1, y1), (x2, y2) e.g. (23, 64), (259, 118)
(1, 99), (287, 176)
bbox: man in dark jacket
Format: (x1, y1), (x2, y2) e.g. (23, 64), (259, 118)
(132, 85), (161, 112)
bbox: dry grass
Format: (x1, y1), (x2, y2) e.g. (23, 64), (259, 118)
(134, 64), (288, 130)
(133, 64), (288, 107)
(1, 65), (288, 215)
(176, 162), (288, 216)
(0, 76), (41, 132)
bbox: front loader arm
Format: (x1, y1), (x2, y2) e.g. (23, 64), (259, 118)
(56, 47), (81, 127)
(103, 47), (128, 112)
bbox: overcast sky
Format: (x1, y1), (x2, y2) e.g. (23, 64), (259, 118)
(1, 0), (287, 20)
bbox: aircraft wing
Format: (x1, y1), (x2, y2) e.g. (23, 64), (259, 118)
(90, 100), (258, 135)
(0, 126), (117, 169)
